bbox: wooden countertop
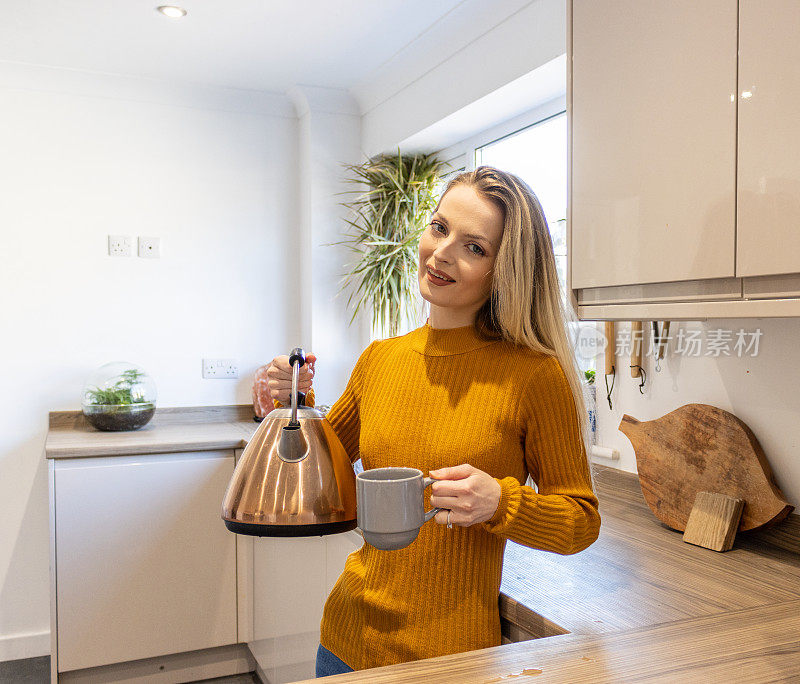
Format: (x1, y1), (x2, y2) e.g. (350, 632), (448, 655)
(292, 465), (800, 683)
(294, 600), (800, 682)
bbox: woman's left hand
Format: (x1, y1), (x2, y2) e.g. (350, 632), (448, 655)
(428, 464), (502, 527)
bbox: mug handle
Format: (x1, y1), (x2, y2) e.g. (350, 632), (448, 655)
(423, 477), (443, 523)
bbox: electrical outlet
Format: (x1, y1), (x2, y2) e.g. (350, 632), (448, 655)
(202, 358), (239, 379)
(108, 235), (133, 257)
(138, 236), (161, 258)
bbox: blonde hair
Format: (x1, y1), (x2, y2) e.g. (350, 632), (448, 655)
(430, 166), (595, 490)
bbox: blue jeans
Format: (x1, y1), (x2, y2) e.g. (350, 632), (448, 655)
(315, 643), (354, 677)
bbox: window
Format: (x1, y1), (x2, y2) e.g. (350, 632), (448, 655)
(476, 112), (568, 305)
(475, 111), (594, 373)
(434, 155), (466, 200)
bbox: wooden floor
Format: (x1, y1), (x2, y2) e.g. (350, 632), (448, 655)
(0, 657), (259, 684)
(0, 655), (49, 683)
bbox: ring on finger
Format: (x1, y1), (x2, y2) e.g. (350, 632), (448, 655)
(447, 510), (453, 529)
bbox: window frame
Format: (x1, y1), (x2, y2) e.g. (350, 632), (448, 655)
(435, 95), (566, 175)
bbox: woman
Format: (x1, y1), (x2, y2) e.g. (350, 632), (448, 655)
(265, 166), (601, 677)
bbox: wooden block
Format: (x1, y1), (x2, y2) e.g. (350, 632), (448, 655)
(683, 491), (745, 552)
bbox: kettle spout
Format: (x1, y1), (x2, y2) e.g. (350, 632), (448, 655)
(278, 424), (309, 462)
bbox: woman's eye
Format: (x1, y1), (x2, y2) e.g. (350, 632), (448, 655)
(431, 221), (484, 256)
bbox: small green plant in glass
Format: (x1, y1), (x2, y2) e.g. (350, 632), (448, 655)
(84, 369), (150, 405)
(81, 363), (157, 431)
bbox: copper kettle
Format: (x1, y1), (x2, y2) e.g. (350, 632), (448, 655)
(221, 347), (357, 536)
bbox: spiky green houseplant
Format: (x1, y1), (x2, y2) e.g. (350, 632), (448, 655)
(331, 151), (446, 338)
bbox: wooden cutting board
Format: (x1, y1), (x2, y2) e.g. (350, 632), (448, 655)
(619, 404), (793, 532)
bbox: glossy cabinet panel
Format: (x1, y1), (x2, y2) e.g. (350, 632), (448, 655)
(570, 0), (737, 289)
(737, 0), (800, 277)
(54, 452), (237, 672)
(252, 537), (327, 642)
(249, 531), (363, 684)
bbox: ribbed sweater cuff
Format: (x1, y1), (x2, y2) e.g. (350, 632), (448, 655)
(484, 476), (524, 531)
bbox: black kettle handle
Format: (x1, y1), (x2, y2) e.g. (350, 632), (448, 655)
(289, 347), (306, 368)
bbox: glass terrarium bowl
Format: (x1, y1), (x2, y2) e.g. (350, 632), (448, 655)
(81, 362), (157, 431)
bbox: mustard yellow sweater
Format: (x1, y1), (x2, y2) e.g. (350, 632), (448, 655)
(276, 322), (600, 670)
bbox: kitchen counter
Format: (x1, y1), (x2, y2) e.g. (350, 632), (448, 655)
(293, 600), (800, 682)
(293, 465), (800, 683)
(45, 406), (800, 682)
(45, 405), (261, 458)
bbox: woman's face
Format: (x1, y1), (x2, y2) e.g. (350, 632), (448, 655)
(418, 183), (504, 324)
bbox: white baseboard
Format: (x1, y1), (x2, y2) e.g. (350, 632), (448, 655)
(0, 630), (50, 662)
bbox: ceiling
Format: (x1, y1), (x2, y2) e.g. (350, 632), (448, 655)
(0, 0), (467, 96)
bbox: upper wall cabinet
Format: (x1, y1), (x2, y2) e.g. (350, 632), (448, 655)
(737, 0), (800, 278)
(571, 0), (737, 290)
(569, 0), (800, 320)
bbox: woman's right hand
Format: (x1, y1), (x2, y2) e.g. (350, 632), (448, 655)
(265, 353), (316, 406)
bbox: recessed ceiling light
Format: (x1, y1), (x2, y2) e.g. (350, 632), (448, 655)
(157, 6), (187, 18)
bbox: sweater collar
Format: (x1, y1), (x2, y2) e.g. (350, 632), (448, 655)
(407, 320), (500, 356)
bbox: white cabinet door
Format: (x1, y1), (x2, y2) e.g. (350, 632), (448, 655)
(252, 537), (327, 642)
(570, 0), (738, 289)
(251, 531), (363, 642)
(55, 451), (237, 672)
(249, 531), (363, 684)
(737, 0), (800, 278)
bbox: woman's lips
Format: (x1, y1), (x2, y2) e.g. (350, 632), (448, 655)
(426, 269), (455, 286)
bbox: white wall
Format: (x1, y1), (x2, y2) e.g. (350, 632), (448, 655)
(592, 319), (800, 509)
(0, 63), (365, 660)
(288, 85), (369, 404)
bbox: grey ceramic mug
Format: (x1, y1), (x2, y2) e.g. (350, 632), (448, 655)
(356, 467), (442, 550)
